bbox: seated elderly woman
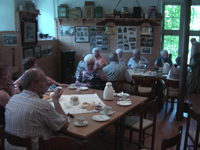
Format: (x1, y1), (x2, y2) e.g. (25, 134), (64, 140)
(128, 49), (149, 69)
(0, 62), (15, 126)
(75, 54), (107, 89)
(115, 49), (127, 67)
(154, 50), (174, 69)
(14, 57), (67, 90)
(75, 52), (90, 78)
(92, 47), (108, 69)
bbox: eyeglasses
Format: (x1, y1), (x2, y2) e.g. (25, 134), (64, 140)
(87, 63), (94, 66)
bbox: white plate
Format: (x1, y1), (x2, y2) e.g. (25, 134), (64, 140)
(119, 98), (130, 101)
(92, 115), (110, 122)
(80, 87), (89, 90)
(162, 74), (168, 77)
(117, 101), (132, 106)
(74, 120), (88, 127)
(116, 93), (130, 97)
(100, 111), (113, 116)
(69, 86), (77, 89)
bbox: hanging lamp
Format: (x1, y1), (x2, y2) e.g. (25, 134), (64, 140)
(140, 26), (151, 35)
(105, 26), (115, 35)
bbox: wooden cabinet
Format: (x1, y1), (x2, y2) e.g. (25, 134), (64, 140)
(60, 51), (76, 84)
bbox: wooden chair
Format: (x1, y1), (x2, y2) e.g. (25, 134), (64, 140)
(161, 124), (183, 150)
(118, 97), (157, 150)
(39, 136), (88, 150)
(164, 79), (179, 118)
(184, 107), (200, 150)
(134, 76), (156, 101)
(0, 125), (32, 150)
(110, 80), (127, 93)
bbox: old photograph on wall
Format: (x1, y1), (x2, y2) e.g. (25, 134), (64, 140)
(75, 26), (89, 43)
(33, 46), (41, 59)
(117, 26), (137, 52)
(90, 26), (109, 52)
(60, 26), (74, 36)
(3, 34), (17, 46)
(141, 47), (151, 54)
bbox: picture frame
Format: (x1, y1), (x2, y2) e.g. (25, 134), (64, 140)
(75, 26), (90, 43)
(23, 47), (34, 58)
(33, 46), (41, 59)
(141, 47), (151, 54)
(3, 34), (17, 46)
(21, 19), (38, 46)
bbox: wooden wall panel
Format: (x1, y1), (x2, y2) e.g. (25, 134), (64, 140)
(56, 19), (162, 71)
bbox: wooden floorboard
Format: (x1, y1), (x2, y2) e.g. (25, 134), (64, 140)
(87, 92), (200, 150)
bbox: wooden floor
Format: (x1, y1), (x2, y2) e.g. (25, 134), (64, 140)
(86, 92), (200, 150)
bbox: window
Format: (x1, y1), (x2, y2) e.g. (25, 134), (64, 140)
(164, 5), (181, 30)
(163, 35), (179, 63)
(162, 2), (200, 65)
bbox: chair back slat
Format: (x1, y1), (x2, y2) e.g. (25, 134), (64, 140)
(165, 79), (179, 88)
(39, 136), (88, 150)
(161, 125), (183, 150)
(0, 126), (32, 150)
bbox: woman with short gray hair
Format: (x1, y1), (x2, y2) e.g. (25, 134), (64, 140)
(115, 49), (127, 67)
(92, 47), (108, 69)
(128, 49), (149, 69)
(75, 54), (107, 89)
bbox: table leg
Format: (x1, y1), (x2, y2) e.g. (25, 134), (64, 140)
(119, 116), (125, 150)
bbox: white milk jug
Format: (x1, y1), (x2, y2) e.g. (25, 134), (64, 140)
(103, 82), (114, 100)
(163, 63), (170, 74)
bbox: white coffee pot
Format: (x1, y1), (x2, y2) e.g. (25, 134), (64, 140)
(103, 82), (114, 100)
(162, 63), (170, 74)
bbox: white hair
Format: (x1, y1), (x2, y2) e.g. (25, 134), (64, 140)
(160, 50), (168, 56)
(133, 49), (140, 55)
(92, 47), (100, 53)
(84, 54), (95, 63)
(115, 49), (123, 54)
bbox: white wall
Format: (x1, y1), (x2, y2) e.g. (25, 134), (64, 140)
(0, 0), (15, 31)
(35, 0), (55, 36)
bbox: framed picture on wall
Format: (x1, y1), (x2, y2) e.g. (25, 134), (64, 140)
(23, 47), (34, 58)
(141, 47), (151, 54)
(3, 34), (17, 46)
(33, 46), (41, 59)
(21, 19), (38, 46)
(75, 26), (90, 43)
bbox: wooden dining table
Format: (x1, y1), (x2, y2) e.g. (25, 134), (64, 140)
(57, 87), (148, 150)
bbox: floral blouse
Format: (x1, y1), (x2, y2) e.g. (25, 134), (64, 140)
(76, 69), (101, 83)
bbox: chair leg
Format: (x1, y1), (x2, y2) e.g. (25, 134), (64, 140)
(164, 99), (168, 118)
(129, 129), (132, 142)
(115, 123), (118, 150)
(138, 132), (142, 150)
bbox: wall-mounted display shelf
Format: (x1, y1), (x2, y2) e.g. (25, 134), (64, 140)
(55, 18), (162, 26)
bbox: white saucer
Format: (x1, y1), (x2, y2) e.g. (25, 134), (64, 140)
(117, 101), (132, 106)
(74, 120), (88, 127)
(69, 86), (77, 89)
(119, 98), (130, 101)
(100, 110), (113, 115)
(116, 93), (129, 97)
(92, 115), (110, 121)
(80, 87), (89, 90)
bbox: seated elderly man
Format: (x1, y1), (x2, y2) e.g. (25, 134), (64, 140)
(92, 47), (108, 69)
(103, 52), (134, 92)
(128, 49), (149, 69)
(154, 50), (174, 69)
(5, 68), (69, 150)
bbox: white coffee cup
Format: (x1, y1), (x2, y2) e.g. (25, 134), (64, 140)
(121, 94), (128, 101)
(77, 116), (85, 125)
(70, 84), (76, 88)
(103, 106), (111, 115)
